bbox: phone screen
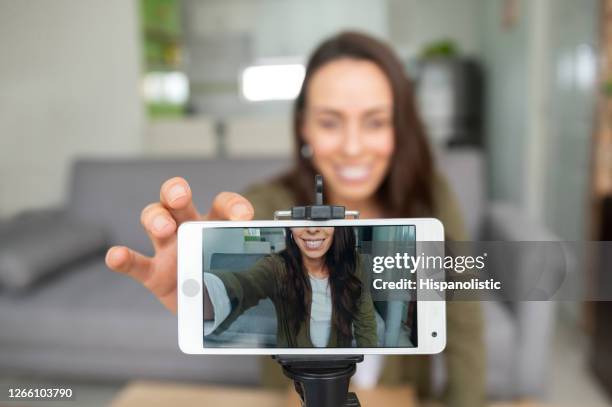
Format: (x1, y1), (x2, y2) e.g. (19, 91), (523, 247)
(202, 225), (417, 349)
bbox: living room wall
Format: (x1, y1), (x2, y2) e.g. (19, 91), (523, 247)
(478, 0), (598, 240)
(0, 0), (144, 217)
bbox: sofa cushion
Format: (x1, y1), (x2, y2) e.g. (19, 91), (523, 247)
(0, 257), (261, 383)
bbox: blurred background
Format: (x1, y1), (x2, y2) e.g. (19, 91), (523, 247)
(0, 0), (611, 406)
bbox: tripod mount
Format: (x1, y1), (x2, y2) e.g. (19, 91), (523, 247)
(273, 174), (364, 407)
(273, 355), (363, 406)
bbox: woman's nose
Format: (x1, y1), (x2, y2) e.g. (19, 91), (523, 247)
(342, 122), (364, 156)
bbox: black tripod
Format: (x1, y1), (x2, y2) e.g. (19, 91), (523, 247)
(273, 175), (363, 407)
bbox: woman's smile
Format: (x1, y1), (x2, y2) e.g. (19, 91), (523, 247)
(302, 237), (326, 250)
(291, 227), (335, 260)
(335, 163), (373, 183)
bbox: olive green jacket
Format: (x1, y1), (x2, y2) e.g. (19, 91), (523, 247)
(243, 174), (485, 407)
(210, 253), (378, 348)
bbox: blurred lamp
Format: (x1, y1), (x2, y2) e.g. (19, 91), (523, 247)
(241, 64), (305, 102)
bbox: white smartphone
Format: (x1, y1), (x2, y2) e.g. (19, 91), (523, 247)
(178, 218), (446, 355)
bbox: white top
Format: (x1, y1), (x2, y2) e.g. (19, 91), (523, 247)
(308, 275), (332, 347)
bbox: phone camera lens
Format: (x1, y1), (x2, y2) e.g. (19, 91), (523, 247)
(432, 331), (437, 338)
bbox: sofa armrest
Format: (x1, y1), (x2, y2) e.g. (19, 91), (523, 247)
(479, 202), (565, 298)
(479, 202), (559, 398)
(0, 207), (65, 235)
(0, 208), (108, 292)
(479, 202), (557, 242)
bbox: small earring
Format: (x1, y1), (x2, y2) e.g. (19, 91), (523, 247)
(300, 144), (313, 159)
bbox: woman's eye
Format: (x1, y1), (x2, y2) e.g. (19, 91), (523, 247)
(364, 118), (389, 130)
(318, 119), (340, 129)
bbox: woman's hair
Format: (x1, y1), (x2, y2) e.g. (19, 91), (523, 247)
(278, 31), (435, 217)
(280, 227), (361, 341)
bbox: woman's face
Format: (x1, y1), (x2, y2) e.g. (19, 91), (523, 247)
(302, 58), (395, 203)
(290, 227), (335, 260)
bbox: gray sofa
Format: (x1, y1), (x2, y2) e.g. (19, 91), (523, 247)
(0, 150), (557, 400)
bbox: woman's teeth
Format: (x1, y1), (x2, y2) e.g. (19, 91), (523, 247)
(304, 239), (324, 249)
(337, 165), (370, 182)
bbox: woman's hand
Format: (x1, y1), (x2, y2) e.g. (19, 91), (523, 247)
(104, 177), (254, 313)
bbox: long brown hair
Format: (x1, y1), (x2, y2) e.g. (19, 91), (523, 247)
(280, 227), (360, 343)
(278, 31), (435, 217)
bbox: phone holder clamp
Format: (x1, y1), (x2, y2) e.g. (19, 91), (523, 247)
(274, 174), (360, 220)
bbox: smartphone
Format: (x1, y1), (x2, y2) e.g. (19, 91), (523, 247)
(178, 218), (446, 355)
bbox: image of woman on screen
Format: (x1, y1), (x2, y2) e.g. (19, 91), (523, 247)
(203, 226), (378, 348)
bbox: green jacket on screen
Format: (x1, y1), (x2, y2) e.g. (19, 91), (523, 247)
(209, 253), (379, 348)
(242, 173), (485, 407)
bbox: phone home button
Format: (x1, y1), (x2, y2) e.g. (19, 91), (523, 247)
(182, 279), (200, 297)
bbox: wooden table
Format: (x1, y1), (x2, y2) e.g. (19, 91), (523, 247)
(111, 381), (416, 407)
(112, 381), (551, 407)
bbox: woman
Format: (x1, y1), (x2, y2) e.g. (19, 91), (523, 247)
(106, 31), (484, 406)
(204, 226), (378, 348)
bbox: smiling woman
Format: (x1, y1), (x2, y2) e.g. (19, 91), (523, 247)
(106, 30), (483, 407)
(278, 32), (434, 219)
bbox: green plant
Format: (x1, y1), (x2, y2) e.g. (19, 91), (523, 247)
(420, 39), (459, 59)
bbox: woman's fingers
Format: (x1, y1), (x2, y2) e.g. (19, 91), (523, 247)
(140, 202), (177, 250)
(105, 246), (152, 283)
(160, 177), (201, 224)
(205, 192), (254, 221)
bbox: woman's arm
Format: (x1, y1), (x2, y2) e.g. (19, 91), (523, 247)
(206, 255), (280, 334)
